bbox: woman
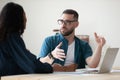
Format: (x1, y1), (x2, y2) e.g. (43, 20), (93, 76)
(0, 2), (53, 76)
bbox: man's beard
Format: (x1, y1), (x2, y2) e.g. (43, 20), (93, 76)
(60, 29), (74, 36)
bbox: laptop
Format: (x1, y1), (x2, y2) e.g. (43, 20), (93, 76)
(54, 48), (119, 74)
(76, 48), (119, 74)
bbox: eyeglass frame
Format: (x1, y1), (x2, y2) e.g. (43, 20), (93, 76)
(57, 19), (78, 25)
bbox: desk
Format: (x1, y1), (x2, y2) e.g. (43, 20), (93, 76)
(1, 71), (120, 80)
(1, 68), (120, 80)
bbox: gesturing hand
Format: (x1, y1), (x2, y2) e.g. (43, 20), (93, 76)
(94, 32), (106, 47)
(51, 42), (66, 61)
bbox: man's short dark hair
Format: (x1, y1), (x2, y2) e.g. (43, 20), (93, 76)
(62, 9), (79, 21)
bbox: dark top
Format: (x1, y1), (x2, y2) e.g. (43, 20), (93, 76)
(38, 33), (93, 69)
(0, 33), (53, 76)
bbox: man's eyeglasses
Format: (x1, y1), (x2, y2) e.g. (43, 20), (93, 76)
(57, 19), (77, 25)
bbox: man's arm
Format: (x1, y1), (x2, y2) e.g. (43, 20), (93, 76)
(86, 33), (106, 68)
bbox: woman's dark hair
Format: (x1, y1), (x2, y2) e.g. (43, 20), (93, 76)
(0, 2), (25, 41)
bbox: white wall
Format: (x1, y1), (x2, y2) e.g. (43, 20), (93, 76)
(0, 0), (120, 67)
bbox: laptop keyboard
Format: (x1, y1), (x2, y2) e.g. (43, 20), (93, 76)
(76, 69), (99, 74)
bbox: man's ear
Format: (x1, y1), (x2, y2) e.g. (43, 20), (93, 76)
(75, 21), (79, 28)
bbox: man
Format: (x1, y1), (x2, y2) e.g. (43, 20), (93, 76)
(38, 9), (106, 70)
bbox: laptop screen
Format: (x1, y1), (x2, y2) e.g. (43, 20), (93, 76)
(99, 48), (119, 73)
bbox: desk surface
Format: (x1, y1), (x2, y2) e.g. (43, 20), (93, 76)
(1, 71), (120, 80)
(1, 68), (120, 80)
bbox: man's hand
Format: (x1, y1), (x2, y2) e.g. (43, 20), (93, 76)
(94, 32), (106, 47)
(51, 42), (66, 61)
(52, 63), (78, 72)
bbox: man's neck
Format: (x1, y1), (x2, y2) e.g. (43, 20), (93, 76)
(64, 33), (75, 45)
